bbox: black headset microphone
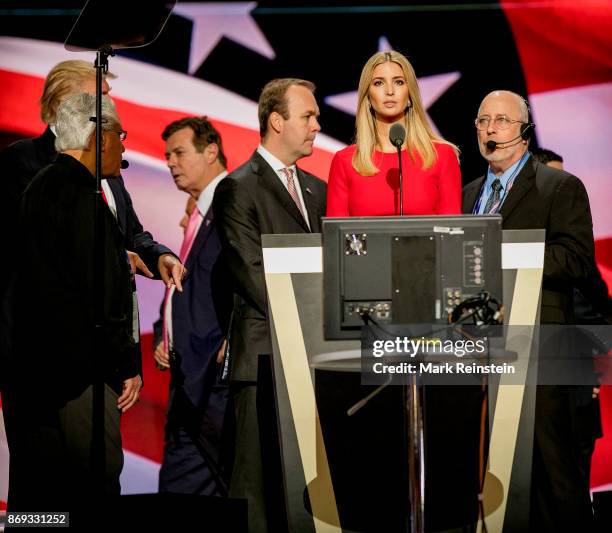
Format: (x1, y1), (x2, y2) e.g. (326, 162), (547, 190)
(486, 135), (523, 152)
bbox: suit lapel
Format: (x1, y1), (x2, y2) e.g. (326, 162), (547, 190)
(296, 168), (321, 232)
(464, 177), (485, 214)
(499, 156), (536, 221)
(251, 151), (310, 232)
(185, 207), (215, 271)
(106, 178), (127, 234)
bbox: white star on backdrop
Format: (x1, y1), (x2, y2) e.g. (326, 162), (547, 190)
(173, 2), (275, 75)
(325, 36), (460, 135)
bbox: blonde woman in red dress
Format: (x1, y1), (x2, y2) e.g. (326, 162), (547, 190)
(327, 50), (461, 216)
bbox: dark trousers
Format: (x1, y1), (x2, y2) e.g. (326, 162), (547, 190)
(7, 383), (123, 512)
(228, 368), (288, 533)
(530, 385), (596, 532)
(159, 384), (229, 495)
(229, 383), (269, 533)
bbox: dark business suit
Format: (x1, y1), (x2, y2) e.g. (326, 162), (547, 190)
(153, 202), (230, 495)
(0, 127), (173, 387)
(463, 155), (598, 532)
(0, 128), (174, 515)
(0, 127), (173, 275)
(212, 150), (326, 532)
(7, 154), (138, 511)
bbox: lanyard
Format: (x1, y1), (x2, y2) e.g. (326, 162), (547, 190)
(473, 152), (530, 214)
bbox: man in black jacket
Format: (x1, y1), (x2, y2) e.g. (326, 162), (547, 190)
(212, 78), (326, 532)
(0, 61), (184, 385)
(7, 93), (143, 511)
(463, 90), (596, 531)
(530, 146), (608, 489)
(0, 60), (184, 298)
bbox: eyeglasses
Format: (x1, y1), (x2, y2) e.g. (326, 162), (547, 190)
(474, 115), (524, 131)
(114, 129), (128, 141)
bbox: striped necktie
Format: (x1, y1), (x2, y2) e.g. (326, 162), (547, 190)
(280, 167), (307, 222)
(483, 178), (502, 214)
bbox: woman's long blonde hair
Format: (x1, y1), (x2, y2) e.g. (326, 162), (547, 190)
(353, 51), (458, 176)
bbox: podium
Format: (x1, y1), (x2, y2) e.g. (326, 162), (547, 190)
(262, 229), (544, 533)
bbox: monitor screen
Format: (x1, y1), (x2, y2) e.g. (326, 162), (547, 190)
(322, 215), (503, 340)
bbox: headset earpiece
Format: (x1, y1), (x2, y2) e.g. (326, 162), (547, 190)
(520, 97), (535, 141)
(520, 121), (535, 141)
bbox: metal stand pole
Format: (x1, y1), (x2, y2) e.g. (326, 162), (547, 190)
(91, 45), (114, 497)
(407, 373), (425, 533)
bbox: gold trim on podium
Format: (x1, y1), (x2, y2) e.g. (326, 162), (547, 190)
(477, 268), (543, 532)
(265, 272), (341, 532)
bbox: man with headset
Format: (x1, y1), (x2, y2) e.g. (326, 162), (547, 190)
(463, 91), (596, 531)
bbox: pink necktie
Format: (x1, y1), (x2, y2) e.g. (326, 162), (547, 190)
(162, 207), (203, 353)
(178, 207), (203, 262)
(280, 167), (307, 222)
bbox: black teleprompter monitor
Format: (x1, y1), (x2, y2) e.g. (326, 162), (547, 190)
(323, 215), (503, 340)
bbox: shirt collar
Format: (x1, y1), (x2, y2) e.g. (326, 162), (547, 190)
(486, 152), (530, 191)
(257, 144), (296, 175)
(197, 170), (227, 216)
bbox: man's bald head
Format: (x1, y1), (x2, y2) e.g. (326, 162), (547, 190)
(476, 90), (531, 173)
(478, 90), (529, 123)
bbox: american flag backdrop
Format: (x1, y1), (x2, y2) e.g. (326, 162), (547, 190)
(0, 0), (611, 507)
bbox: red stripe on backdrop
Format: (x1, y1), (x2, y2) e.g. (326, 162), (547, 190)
(592, 386), (612, 489)
(0, 70), (45, 136)
(0, 69), (334, 180)
(501, 0), (612, 94)
(596, 238), (612, 284)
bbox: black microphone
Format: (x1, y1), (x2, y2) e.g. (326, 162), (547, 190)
(120, 159), (130, 169)
(389, 123), (406, 216)
(389, 123), (405, 148)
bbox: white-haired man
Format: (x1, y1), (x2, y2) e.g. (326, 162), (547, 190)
(0, 59), (184, 296)
(0, 61), (185, 397)
(6, 94), (142, 514)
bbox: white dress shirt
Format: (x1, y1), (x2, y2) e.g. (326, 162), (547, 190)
(256, 144), (310, 229)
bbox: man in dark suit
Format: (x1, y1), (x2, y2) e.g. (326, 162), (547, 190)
(531, 146), (608, 489)
(0, 60), (184, 334)
(0, 60), (185, 426)
(0, 122), (181, 283)
(151, 116), (231, 495)
(463, 90), (596, 531)
(212, 78), (326, 532)
(7, 93), (142, 512)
